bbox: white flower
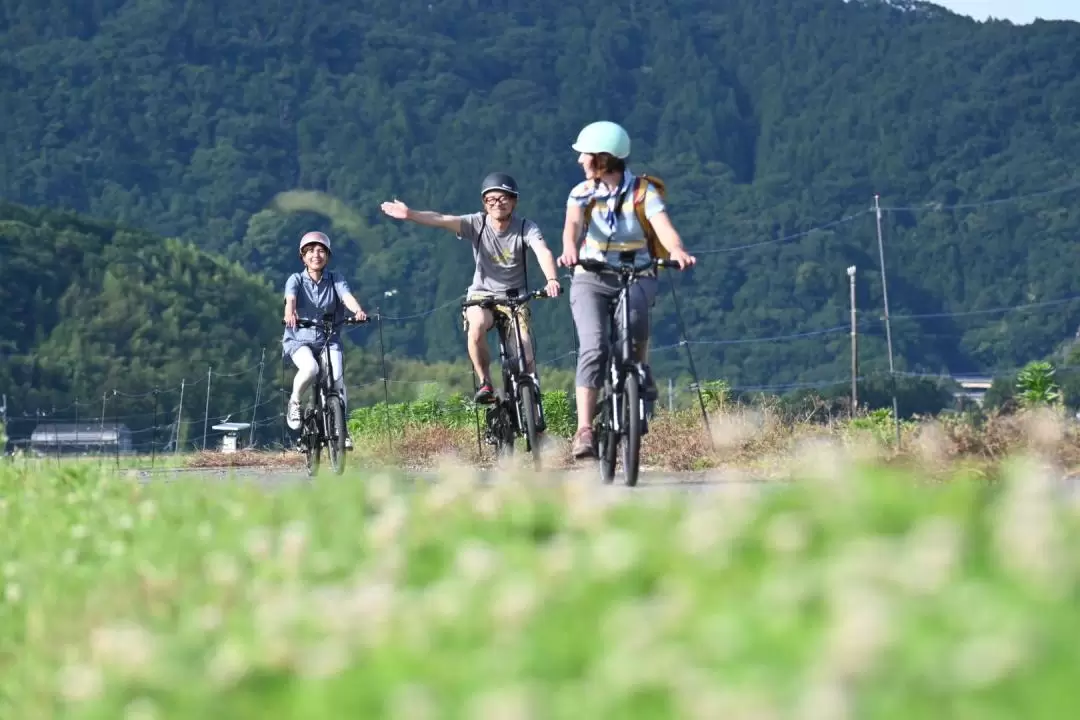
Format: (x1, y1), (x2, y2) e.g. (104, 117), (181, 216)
(89, 621), (156, 677)
(589, 529), (638, 577)
(244, 527), (272, 560)
(58, 663), (103, 703)
(4, 582), (21, 603)
(278, 521), (309, 572)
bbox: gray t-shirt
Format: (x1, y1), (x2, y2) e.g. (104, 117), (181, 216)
(458, 212), (544, 297)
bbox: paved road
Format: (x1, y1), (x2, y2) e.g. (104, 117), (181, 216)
(129, 462), (781, 496)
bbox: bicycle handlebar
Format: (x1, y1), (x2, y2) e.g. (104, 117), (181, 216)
(282, 314), (370, 329)
(461, 287), (554, 310)
(570, 257), (683, 275)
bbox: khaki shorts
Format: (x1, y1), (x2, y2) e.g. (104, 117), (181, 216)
(461, 295), (533, 351)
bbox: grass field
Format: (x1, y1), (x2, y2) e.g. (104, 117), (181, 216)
(2, 405), (1079, 718)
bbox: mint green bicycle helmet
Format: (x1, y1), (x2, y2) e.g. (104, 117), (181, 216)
(571, 121), (631, 159)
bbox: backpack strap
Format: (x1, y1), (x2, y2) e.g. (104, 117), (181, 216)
(633, 174), (670, 260)
(327, 270), (342, 317)
(581, 195), (595, 248)
(520, 217), (528, 291)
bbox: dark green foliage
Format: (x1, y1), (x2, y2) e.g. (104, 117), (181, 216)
(3, 0), (1079, 411)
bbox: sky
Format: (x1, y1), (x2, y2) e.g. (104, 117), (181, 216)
(931, 0), (1080, 24)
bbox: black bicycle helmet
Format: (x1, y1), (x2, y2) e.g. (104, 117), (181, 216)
(480, 172), (519, 197)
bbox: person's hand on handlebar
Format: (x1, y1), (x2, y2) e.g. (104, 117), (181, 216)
(544, 277), (562, 298)
(352, 308), (368, 322)
(283, 307), (298, 329)
(557, 245), (578, 268)
(668, 248), (696, 270)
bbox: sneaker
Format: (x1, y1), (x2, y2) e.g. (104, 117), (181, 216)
(571, 427), (596, 459)
(474, 381), (496, 404)
(344, 433), (354, 451)
(287, 400), (301, 430)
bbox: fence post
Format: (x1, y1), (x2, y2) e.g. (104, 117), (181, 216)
(376, 306), (392, 453)
(151, 388), (159, 469)
(250, 348), (265, 448)
(202, 365), (212, 451)
(174, 378), (185, 455)
(112, 390), (119, 468)
(847, 266), (859, 416)
(99, 391), (106, 464)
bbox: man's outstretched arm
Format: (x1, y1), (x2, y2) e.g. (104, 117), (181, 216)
(380, 199), (463, 234)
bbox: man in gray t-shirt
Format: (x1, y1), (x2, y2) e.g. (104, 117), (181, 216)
(380, 172), (561, 404)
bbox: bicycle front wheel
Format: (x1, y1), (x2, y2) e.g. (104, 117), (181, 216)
(597, 384), (618, 484)
(518, 383), (541, 470)
(303, 409), (321, 477)
(622, 371), (642, 487)
(325, 394), (347, 475)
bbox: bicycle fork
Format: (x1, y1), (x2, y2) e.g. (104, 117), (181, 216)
(513, 372), (546, 429)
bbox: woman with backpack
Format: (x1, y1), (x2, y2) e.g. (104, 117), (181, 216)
(557, 120), (697, 460)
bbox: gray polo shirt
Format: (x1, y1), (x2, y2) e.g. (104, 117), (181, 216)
(458, 212), (545, 297)
(281, 270), (352, 359)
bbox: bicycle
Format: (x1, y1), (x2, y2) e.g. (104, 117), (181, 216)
(282, 313), (368, 477)
(573, 255), (679, 487)
(462, 287), (553, 469)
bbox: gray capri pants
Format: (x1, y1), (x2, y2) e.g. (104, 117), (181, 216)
(569, 269), (659, 388)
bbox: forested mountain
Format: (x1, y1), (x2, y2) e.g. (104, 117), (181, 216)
(0, 202), (575, 447)
(2, 0), (1079, 398)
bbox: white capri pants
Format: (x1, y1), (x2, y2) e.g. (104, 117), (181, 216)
(290, 345), (347, 410)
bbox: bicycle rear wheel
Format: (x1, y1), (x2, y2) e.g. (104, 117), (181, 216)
(622, 371), (642, 487)
(325, 394), (346, 475)
(518, 383), (541, 470)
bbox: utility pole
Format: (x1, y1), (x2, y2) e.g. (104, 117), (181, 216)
(847, 266), (858, 415)
(874, 194), (901, 447)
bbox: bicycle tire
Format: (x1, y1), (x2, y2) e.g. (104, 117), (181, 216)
(304, 409), (321, 477)
(622, 371), (642, 487)
(518, 383), (541, 470)
(498, 401), (516, 458)
(326, 394), (346, 475)
(597, 385), (618, 484)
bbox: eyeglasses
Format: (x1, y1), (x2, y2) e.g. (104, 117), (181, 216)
(483, 195), (515, 206)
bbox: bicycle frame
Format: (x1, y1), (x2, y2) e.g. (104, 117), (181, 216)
(574, 255), (678, 486)
(283, 312), (367, 474)
(293, 313), (356, 406)
(462, 288), (551, 450)
(577, 257), (675, 427)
